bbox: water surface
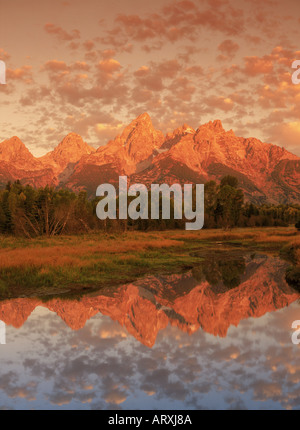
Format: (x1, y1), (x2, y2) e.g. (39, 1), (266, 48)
(0, 252), (299, 410)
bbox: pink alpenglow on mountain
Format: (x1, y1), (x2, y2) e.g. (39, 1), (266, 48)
(0, 114), (299, 204)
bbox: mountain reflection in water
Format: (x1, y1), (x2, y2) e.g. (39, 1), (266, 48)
(0, 252), (300, 410)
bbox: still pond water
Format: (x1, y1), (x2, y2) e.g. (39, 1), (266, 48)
(0, 251), (299, 410)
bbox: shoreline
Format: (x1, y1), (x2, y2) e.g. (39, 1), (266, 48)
(0, 227), (299, 299)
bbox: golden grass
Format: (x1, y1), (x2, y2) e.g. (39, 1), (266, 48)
(160, 227), (298, 243)
(0, 228), (299, 293)
(90, 238), (182, 253)
(0, 227), (298, 270)
(196, 228), (299, 244)
(0, 247), (95, 268)
(0, 238), (182, 269)
(255, 233), (300, 243)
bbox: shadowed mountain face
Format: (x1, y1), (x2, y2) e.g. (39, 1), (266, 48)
(0, 253), (298, 347)
(0, 114), (299, 203)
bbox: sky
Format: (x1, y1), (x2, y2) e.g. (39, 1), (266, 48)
(1, 0), (300, 157)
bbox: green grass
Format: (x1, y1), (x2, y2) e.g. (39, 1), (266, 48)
(0, 226), (299, 298)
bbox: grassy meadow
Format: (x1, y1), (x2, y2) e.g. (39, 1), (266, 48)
(0, 226), (299, 298)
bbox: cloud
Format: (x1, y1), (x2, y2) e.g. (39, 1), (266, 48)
(100, 0), (245, 51)
(100, 49), (117, 59)
(19, 86), (52, 106)
(134, 69), (164, 92)
(44, 23), (81, 41)
(0, 49), (10, 62)
(6, 65), (33, 83)
(167, 76), (195, 101)
(202, 95), (235, 112)
(73, 61), (90, 71)
(217, 39), (239, 59)
(251, 381), (282, 402)
(97, 58), (122, 74)
(2, 0), (300, 161)
(243, 56), (274, 76)
(103, 390), (127, 405)
(43, 60), (69, 72)
(156, 59), (182, 79)
(185, 65), (204, 76)
(133, 60), (181, 93)
(95, 122), (125, 142)
(83, 40), (95, 51)
(40, 58), (128, 106)
(266, 121), (300, 155)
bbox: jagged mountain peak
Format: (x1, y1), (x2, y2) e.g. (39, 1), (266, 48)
(117, 113), (165, 162)
(194, 119), (227, 141)
(120, 112), (157, 141)
(40, 133), (95, 171)
(0, 136), (40, 170)
(55, 132), (94, 152)
(201, 119), (225, 132)
(170, 123), (196, 136)
(136, 112), (152, 122)
(162, 124), (196, 150)
(0, 115), (299, 204)
(0, 136), (30, 153)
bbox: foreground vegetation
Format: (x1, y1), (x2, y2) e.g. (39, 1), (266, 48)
(0, 176), (298, 297)
(0, 227), (299, 298)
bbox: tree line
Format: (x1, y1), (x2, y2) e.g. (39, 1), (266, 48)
(0, 177), (299, 237)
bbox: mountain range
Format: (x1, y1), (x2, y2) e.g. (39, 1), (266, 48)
(0, 113), (299, 204)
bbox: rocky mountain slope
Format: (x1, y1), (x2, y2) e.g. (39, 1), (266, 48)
(0, 114), (299, 203)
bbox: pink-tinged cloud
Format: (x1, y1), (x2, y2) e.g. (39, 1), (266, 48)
(133, 60), (181, 93)
(134, 67), (164, 92)
(73, 61), (90, 71)
(6, 66), (33, 83)
(100, 49), (117, 59)
(267, 121), (300, 155)
(243, 56), (274, 76)
(101, 0), (245, 50)
(2, 0), (300, 159)
(131, 87), (153, 103)
(43, 60), (69, 72)
(168, 76), (195, 101)
(19, 86), (52, 107)
(184, 65), (204, 76)
(83, 40), (95, 51)
(156, 59), (181, 79)
(97, 59), (122, 74)
(202, 95), (235, 113)
(103, 390), (127, 405)
(134, 66), (150, 78)
(218, 39), (239, 58)
(44, 23), (81, 41)
(0, 49), (10, 61)
(68, 41), (80, 51)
